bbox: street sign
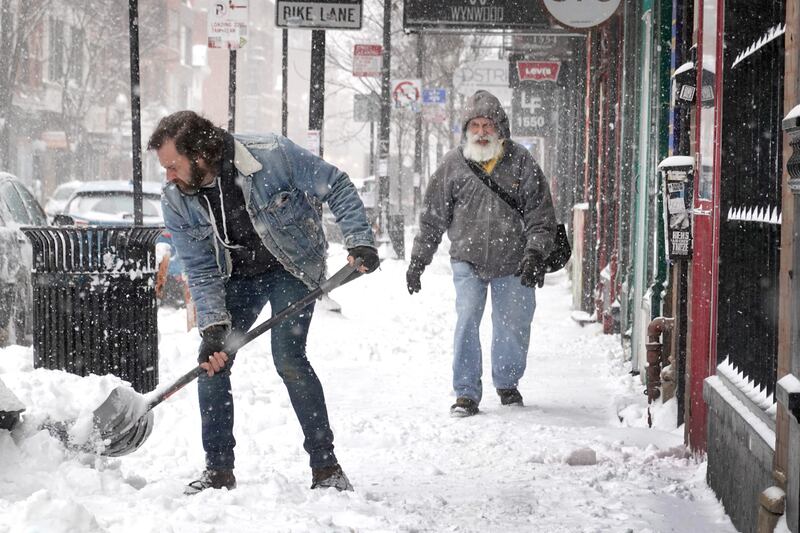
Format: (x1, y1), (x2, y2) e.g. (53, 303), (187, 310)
(453, 60), (508, 97)
(276, 0), (363, 30)
(422, 88), (447, 105)
(541, 0), (622, 29)
(422, 105), (448, 124)
(353, 44), (382, 77)
(354, 93), (381, 122)
(403, 0), (550, 31)
(392, 79), (421, 109)
(516, 61), (561, 83)
(208, 0), (249, 49)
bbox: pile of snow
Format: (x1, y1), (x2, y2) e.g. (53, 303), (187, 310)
(0, 245), (736, 532)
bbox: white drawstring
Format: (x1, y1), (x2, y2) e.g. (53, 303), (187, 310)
(202, 183), (243, 251)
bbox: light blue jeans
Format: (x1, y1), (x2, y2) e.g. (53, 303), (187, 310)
(451, 260), (536, 403)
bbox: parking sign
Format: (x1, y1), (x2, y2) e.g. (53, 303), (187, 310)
(422, 88), (447, 105)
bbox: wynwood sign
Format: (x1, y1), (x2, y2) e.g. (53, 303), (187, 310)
(403, 0), (621, 30)
(403, 0), (549, 30)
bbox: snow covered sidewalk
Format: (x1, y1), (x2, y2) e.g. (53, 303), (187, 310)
(0, 248), (736, 532)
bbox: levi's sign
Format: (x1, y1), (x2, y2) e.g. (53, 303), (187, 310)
(517, 61), (561, 82)
(276, 0), (362, 30)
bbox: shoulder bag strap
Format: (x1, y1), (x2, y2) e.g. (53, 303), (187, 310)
(464, 157), (524, 217)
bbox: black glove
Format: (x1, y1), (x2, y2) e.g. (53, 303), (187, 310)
(347, 246), (380, 273)
(515, 251), (546, 288)
(198, 324), (230, 365)
(406, 259), (425, 295)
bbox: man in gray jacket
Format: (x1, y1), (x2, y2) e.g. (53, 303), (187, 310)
(406, 90), (556, 417)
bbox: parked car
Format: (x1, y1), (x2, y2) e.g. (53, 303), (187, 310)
(43, 180), (82, 218)
(62, 180), (164, 226)
(62, 180), (187, 307)
(0, 172), (48, 346)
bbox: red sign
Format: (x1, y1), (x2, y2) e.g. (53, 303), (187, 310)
(516, 61), (561, 82)
(353, 44), (382, 77)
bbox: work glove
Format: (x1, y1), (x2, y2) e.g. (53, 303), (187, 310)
(515, 251), (546, 289)
(198, 324), (230, 365)
(347, 246), (380, 273)
(406, 258), (425, 295)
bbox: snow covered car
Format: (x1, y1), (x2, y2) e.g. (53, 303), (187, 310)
(0, 172), (48, 346)
(62, 180), (187, 307)
(43, 180), (82, 218)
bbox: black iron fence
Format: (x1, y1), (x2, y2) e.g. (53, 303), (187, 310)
(21, 226), (162, 393)
(717, 0), (784, 396)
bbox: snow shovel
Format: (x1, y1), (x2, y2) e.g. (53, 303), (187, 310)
(50, 261), (363, 457)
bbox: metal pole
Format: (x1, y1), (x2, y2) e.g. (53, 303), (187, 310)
(378, 0), (391, 242)
(128, 0), (143, 226)
(282, 29), (288, 137)
(309, 30), (325, 157)
(369, 119), (375, 176)
(228, 50), (236, 132)
(413, 32), (425, 217)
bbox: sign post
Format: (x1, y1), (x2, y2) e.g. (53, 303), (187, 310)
(208, 1), (249, 132)
(275, 0), (363, 159)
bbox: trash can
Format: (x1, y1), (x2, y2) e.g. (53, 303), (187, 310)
(21, 226), (163, 393)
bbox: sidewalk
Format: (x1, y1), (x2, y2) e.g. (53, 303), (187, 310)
(0, 249), (736, 532)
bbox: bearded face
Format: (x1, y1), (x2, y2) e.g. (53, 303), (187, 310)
(462, 128), (504, 163)
(176, 159), (211, 195)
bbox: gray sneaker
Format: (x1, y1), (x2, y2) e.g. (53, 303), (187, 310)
(311, 464), (353, 491)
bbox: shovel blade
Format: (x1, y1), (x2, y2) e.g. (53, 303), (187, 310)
(92, 386), (154, 457)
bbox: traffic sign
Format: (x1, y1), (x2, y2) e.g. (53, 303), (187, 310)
(422, 88), (447, 105)
(353, 44), (382, 77)
(208, 0), (249, 49)
(392, 79), (421, 109)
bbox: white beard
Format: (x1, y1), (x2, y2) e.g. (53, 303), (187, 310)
(462, 131), (504, 163)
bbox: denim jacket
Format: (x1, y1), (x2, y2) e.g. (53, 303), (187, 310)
(162, 133), (375, 331)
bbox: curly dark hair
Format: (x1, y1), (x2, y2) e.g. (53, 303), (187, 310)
(147, 110), (225, 169)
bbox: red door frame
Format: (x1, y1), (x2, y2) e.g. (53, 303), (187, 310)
(686, 0), (725, 453)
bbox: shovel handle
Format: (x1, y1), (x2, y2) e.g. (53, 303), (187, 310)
(146, 260), (362, 411)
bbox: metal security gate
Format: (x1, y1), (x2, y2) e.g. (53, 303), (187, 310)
(22, 226), (162, 393)
(716, 1), (785, 396)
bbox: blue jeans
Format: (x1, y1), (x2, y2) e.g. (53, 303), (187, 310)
(198, 268), (337, 470)
(451, 260), (536, 403)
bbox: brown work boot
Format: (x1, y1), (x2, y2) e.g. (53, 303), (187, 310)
(311, 464), (353, 491)
(184, 469), (236, 495)
(497, 388), (524, 406)
(450, 397), (479, 417)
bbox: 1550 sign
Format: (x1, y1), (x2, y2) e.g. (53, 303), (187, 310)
(512, 86), (555, 137)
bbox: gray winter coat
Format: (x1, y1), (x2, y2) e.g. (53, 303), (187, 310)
(410, 90), (556, 279)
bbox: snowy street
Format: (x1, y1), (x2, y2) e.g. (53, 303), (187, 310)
(0, 246), (736, 532)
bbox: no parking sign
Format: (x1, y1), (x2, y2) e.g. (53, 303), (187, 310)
(392, 79), (421, 109)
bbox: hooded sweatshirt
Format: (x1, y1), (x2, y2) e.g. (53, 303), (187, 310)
(410, 90), (556, 279)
